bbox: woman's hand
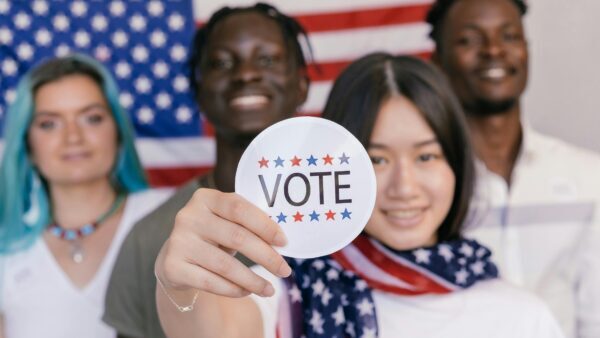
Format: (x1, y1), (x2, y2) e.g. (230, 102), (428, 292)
(155, 188), (292, 298)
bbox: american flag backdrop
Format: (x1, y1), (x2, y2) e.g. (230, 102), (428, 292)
(0, 0), (433, 187)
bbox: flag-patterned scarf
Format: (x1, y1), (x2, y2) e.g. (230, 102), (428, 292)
(280, 235), (498, 338)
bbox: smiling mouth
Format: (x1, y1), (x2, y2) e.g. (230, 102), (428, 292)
(479, 67), (516, 81)
(384, 208), (426, 227)
(230, 95), (270, 110)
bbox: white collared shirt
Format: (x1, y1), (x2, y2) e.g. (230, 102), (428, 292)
(465, 125), (600, 338)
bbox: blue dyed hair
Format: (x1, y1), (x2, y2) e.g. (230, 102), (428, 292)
(0, 53), (148, 254)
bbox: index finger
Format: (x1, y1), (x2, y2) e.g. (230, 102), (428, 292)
(198, 189), (288, 247)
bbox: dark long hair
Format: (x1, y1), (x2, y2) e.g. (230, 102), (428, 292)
(322, 53), (474, 241)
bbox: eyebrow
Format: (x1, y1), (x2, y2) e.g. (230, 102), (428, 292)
(461, 21), (520, 32)
(34, 103), (108, 117)
(368, 138), (439, 149)
(414, 138), (440, 148)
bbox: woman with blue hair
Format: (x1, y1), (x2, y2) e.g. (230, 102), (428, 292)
(0, 54), (172, 338)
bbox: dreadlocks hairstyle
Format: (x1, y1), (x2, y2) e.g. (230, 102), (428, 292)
(187, 2), (314, 95)
(426, 0), (528, 49)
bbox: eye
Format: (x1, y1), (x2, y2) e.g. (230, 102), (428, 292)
(257, 54), (278, 68)
(86, 114), (104, 125)
(456, 34), (483, 48)
(503, 31), (522, 42)
(370, 155), (388, 166)
(416, 152), (444, 163)
(37, 120), (56, 130)
(209, 58), (234, 71)
(417, 154), (435, 162)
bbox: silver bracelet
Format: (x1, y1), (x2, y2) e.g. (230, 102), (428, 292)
(155, 270), (200, 313)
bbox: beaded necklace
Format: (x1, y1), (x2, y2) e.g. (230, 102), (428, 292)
(48, 193), (126, 263)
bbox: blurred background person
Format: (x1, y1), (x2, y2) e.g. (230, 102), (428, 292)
(102, 4), (310, 338)
(427, 0), (600, 336)
(0, 54), (172, 338)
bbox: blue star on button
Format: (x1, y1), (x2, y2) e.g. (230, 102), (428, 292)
(274, 156), (285, 167)
(276, 212), (287, 223)
(309, 210), (320, 221)
(341, 208), (352, 219)
(307, 155), (318, 166)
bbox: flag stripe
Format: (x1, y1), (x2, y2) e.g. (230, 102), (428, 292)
(359, 238), (458, 291)
(307, 51), (431, 83)
(335, 245), (419, 289)
(136, 137), (215, 167)
(195, 18), (433, 64)
(196, 4), (430, 33)
(295, 22), (433, 63)
(333, 249), (439, 295)
(333, 252), (434, 295)
(194, 0), (433, 22)
(294, 4), (430, 33)
(0, 139), (216, 168)
(146, 166), (212, 187)
(301, 82), (332, 114)
(0, 139), (213, 187)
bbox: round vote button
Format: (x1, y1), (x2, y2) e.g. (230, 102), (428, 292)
(235, 117), (376, 258)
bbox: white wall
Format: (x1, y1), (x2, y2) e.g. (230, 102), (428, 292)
(524, 0), (600, 153)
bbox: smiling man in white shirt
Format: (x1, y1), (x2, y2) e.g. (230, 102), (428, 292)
(427, 0), (600, 337)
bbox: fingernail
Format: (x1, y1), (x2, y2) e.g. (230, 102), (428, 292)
(262, 283), (275, 297)
(278, 262), (292, 277)
(273, 230), (287, 247)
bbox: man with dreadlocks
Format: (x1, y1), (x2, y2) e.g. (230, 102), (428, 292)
(102, 3), (311, 338)
(427, 0), (600, 336)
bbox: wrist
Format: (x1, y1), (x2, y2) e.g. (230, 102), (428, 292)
(155, 269), (200, 313)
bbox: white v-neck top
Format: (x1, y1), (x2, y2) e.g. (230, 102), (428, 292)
(0, 189), (172, 338)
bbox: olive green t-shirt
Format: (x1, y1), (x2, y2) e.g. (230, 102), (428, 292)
(103, 175), (211, 338)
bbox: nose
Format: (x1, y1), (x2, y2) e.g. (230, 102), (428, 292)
(480, 35), (506, 59)
(232, 59), (261, 84)
(65, 119), (83, 144)
(387, 158), (419, 200)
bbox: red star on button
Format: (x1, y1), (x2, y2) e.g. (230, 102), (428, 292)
(293, 211), (304, 222)
(290, 156), (302, 166)
(325, 209), (336, 220)
(258, 157), (269, 168)
(323, 154), (333, 165)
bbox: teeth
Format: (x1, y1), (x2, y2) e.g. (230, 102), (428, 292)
(387, 209), (422, 219)
(230, 95), (268, 107)
(483, 68), (507, 79)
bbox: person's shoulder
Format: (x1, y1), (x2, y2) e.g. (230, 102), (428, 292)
(127, 188), (175, 212)
(468, 279), (550, 314)
(469, 278), (538, 299)
(122, 188), (175, 232)
(467, 279), (565, 336)
(529, 129), (600, 168)
(155, 176), (209, 208)
(125, 177), (207, 243)
(1, 237), (43, 270)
